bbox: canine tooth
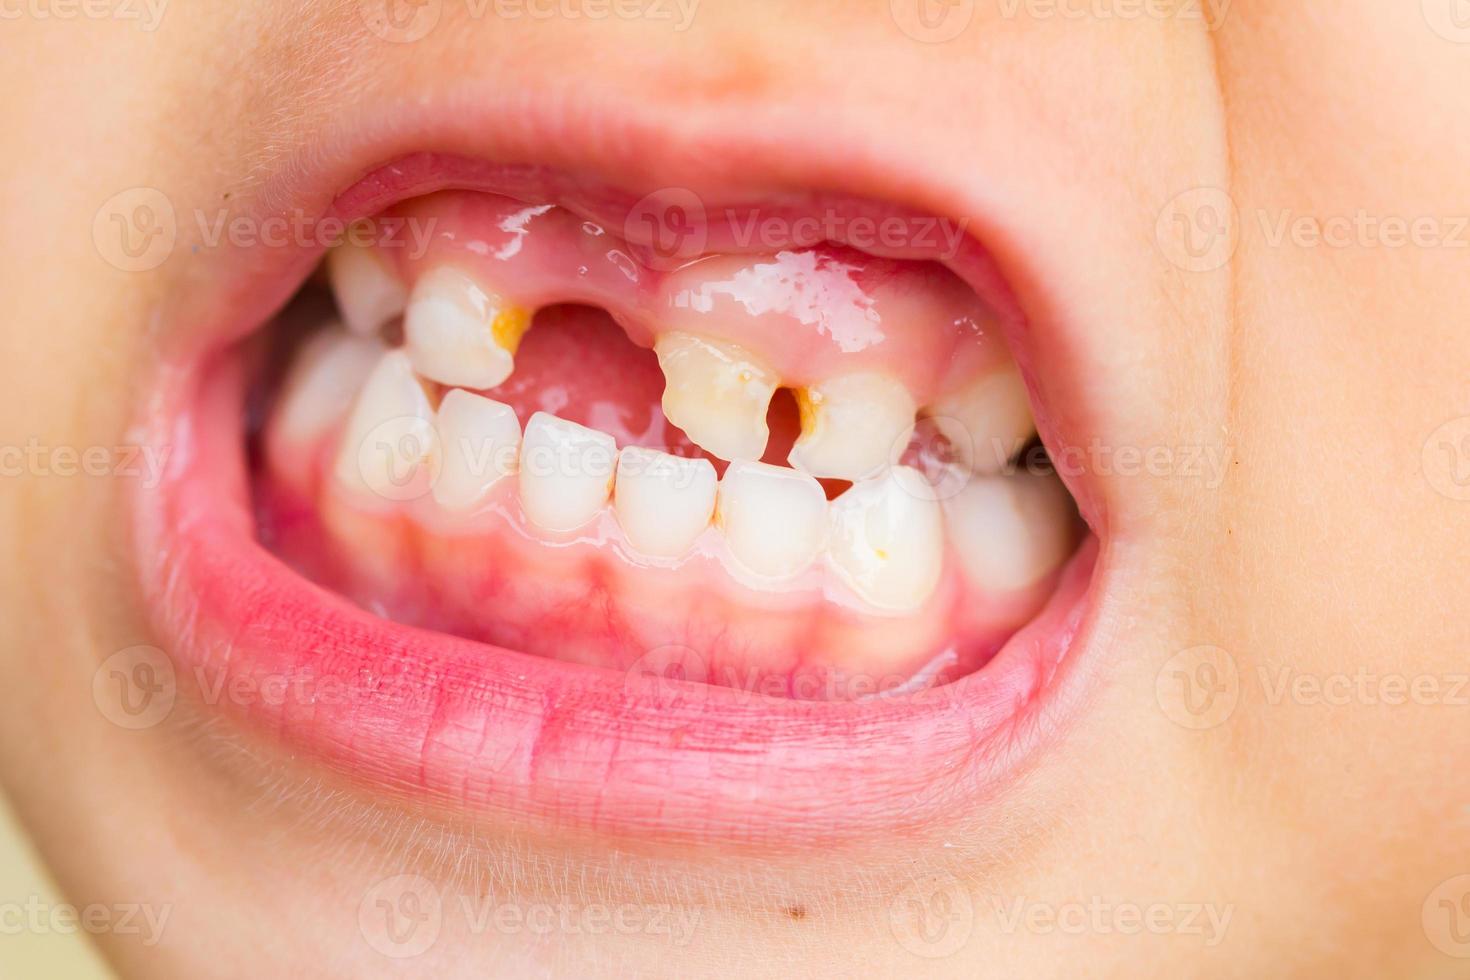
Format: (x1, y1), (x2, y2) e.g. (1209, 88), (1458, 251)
(614, 447), (717, 559)
(327, 240), (407, 337)
(828, 466), (944, 612)
(943, 471), (1075, 592)
(654, 333), (778, 462)
(332, 349), (439, 502)
(403, 266), (532, 389)
(789, 372), (917, 480)
(926, 363), (1035, 475)
(716, 460), (827, 579)
(432, 389), (522, 513)
(272, 327), (385, 449)
(518, 413), (617, 532)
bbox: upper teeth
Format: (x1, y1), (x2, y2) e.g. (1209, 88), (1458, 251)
(924, 362), (1035, 476)
(327, 238), (407, 338)
(404, 265), (533, 390)
(654, 332), (778, 462)
(788, 372), (917, 480)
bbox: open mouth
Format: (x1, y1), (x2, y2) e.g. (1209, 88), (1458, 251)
(134, 146), (1110, 845)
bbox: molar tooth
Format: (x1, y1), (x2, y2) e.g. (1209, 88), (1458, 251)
(614, 447), (717, 559)
(789, 372), (917, 480)
(518, 413), (617, 532)
(333, 349), (439, 503)
(943, 471), (1076, 593)
(432, 389), (522, 514)
(404, 265), (533, 389)
(716, 460), (827, 580)
(327, 240), (407, 337)
(827, 466), (944, 613)
(925, 363), (1036, 475)
(654, 333), (778, 462)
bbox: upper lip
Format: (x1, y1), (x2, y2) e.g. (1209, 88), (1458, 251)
(129, 86), (1115, 846)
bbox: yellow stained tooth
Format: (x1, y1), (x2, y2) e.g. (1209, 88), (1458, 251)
(491, 305), (533, 355)
(404, 266), (532, 390)
(788, 372), (917, 481)
(654, 332), (778, 462)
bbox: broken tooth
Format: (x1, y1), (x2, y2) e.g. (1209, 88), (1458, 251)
(327, 238), (407, 338)
(332, 349), (439, 503)
(432, 389), (522, 514)
(789, 372), (917, 480)
(925, 363), (1036, 475)
(943, 471), (1076, 593)
(827, 466), (944, 613)
(614, 447), (717, 559)
(716, 460), (827, 580)
(654, 332), (778, 462)
(518, 412), (617, 532)
(403, 265), (533, 389)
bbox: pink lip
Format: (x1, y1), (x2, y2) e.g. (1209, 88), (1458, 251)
(130, 102), (1113, 845)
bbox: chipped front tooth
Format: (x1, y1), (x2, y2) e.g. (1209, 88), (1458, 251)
(432, 389), (521, 513)
(518, 413), (617, 532)
(271, 326), (386, 450)
(327, 240), (407, 337)
(943, 471), (1076, 593)
(654, 333), (778, 462)
(789, 372), (917, 480)
(828, 466), (944, 613)
(614, 448), (717, 559)
(925, 363), (1036, 475)
(333, 349), (439, 503)
(403, 265), (533, 389)
(716, 460), (827, 579)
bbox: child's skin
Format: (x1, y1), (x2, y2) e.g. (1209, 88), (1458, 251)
(1, 2), (1469, 977)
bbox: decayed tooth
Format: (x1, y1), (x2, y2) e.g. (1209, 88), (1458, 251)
(716, 460), (827, 579)
(403, 265), (533, 389)
(943, 471), (1076, 593)
(327, 239), (407, 337)
(333, 349), (439, 503)
(518, 413), (617, 532)
(925, 363), (1035, 475)
(654, 333), (778, 462)
(827, 466), (944, 613)
(789, 372), (917, 480)
(271, 326), (386, 449)
(613, 447), (717, 559)
(432, 389), (522, 513)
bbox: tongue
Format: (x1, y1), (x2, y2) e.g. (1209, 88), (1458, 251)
(476, 304), (803, 477)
